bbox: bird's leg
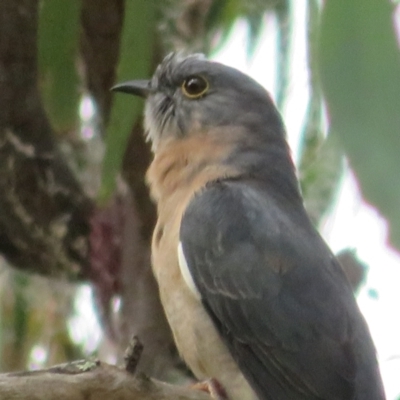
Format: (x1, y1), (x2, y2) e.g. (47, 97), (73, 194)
(191, 378), (229, 400)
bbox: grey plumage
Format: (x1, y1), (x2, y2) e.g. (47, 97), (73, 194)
(181, 179), (383, 400)
(112, 53), (386, 400)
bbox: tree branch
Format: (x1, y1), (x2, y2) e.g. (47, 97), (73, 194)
(0, 337), (211, 400)
(0, 362), (211, 400)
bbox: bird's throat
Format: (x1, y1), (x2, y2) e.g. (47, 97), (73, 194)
(146, 133), (241, 204)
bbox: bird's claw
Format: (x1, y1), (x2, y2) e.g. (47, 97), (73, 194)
(192, 378), (229, 399)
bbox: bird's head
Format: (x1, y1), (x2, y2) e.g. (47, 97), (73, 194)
(112, 53), (285, 151)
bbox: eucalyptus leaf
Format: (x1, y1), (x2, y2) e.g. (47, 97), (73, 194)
(100, 0), (156, 202)
(319, 0), (400, 250)
(13, 272), (29, 350)
(275, 0), (291, 110)
(246, 13), (264, 58)
(38, 0), (81, 133)
(298, 0), (344, 224)
(300, 132), (344, 225)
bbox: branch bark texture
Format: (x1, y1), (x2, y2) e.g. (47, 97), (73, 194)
(0, 360), (211, 400)
(0, 0), (92, 278)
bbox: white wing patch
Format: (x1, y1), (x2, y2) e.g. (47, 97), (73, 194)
(178, 242), (201, 300)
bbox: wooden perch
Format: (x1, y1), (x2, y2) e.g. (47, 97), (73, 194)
(0, 337), (211, 400)
(0, 362), (212, 400)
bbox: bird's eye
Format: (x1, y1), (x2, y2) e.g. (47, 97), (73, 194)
(181, 76), (209, 99)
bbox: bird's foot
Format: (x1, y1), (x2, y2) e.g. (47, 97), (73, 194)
(192, 378), (229, 399)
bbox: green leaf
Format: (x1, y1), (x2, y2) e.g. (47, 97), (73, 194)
(275, 0), (291, 110)
(38, 0), (81, 132)
(297, 0), (344, 225)
(13, 272), (29, 350)
(318, 0), (400, 249)
(246, 13), (264, 58)
(299, 130), (344, 226)
(206, 0), (231, 31)
(100, 0), (156, 202)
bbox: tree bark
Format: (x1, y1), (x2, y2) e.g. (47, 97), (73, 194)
(0, 338), (211, 400)
(0, 362), (211, 400)
(0, 0), (92, 279)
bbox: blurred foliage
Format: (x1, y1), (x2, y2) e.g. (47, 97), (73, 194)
(205, 0), (287, 53)
(298, 0), (344, 224)
(100, 0), (156, 201)
(38, 0), (81, 133)
(319, 0), (400, 249)
(0, 265), (82, 371)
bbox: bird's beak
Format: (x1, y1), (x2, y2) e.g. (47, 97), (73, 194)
(111, 79), (152, 98)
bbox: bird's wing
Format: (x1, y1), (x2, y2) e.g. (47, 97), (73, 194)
(179, 180), (358, 400)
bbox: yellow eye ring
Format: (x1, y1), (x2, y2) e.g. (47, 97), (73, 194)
(181, 75), (209, 99)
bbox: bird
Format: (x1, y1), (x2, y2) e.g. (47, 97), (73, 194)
(112, 53), (386, 400)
